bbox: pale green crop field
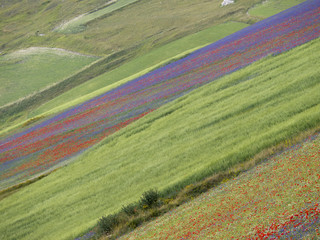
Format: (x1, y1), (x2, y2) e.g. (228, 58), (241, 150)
(0, 48), (98, 107)
(56, 0), (141, 34)
(248, 0), (306, 18)
(1, 38), (319, 240)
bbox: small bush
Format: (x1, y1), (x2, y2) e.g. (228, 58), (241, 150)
(97, 214), (119, 235)
(140, 189), (159, 208)
(150, 208), (161, 218)
(121, 203), (137, 216)
(128, 217), (143, 229)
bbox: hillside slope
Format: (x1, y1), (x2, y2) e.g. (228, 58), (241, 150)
(0, 0), (306, 136)
(1, 0), (319, 239)
(1, 0), (319, 190)
(0, 21), (248, 135)
(0, 0), (264, 135)
(1, 31), (320, 240)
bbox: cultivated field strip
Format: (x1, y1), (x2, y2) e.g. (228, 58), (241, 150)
(56, 0), (140, 34)
(1, 0), (320, 190)
(119, 134), (320, 239)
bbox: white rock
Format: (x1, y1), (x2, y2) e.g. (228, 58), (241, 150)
(221, 0), (235, 6)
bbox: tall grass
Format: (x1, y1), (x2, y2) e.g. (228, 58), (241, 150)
(0, 37), (319, 240)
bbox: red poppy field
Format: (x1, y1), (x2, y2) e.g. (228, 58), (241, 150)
(120, 133), (320, 239)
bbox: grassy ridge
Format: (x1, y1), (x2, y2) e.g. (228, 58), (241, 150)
(1, 37), (319, 240)
(248, 0), (306, 18)
(0, 22), (248, 136)
(0, 48), (98, 107)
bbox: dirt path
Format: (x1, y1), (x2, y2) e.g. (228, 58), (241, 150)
(5, 47), (97, 58)
(55, 0), (117, 32)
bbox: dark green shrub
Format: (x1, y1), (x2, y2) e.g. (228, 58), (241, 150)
(121, 203), (137, 216)
(97, 214), (119, 235)
(140, 189), (159, 208)
(150, 208), (161, 218)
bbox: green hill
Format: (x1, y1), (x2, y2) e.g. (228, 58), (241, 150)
(1, 35), (319, 240)
(0, 0), (315, 239)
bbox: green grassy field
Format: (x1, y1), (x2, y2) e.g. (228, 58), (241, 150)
(56, 0), (140, 34)
(0, 48), (98, 107)
(1, 37), (319, 240)
(248, 0), (306, 18)
(0, 21), (248, 137)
